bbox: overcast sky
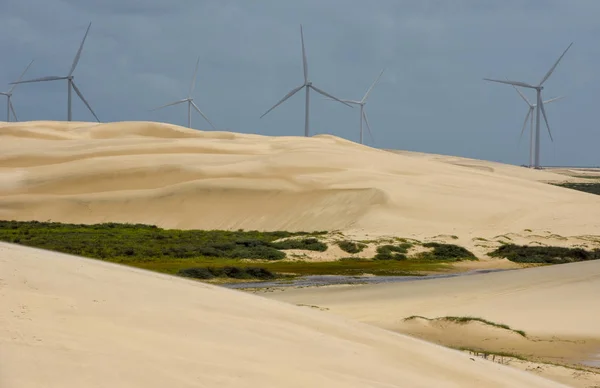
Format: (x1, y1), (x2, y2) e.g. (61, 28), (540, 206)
(2, 1), (599, 166)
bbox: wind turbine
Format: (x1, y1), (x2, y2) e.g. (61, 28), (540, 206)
(1, 60), (34, 122)
(511, 84), (565, 168)
(483, 42), (573, 169)
(150, 56), (216, 129)
(325, 69), (385, 144)
(11, 23), (99, 122)
(260, 25), (352, 137)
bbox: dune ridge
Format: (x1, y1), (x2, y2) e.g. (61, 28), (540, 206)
(0, 242), (570, 387)
(1, 120), (599, 238)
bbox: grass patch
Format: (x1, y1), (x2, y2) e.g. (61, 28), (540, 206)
(178, 266), (276, 280)
(453, 347), (528, 361)
(337, 240), (367, 254)
(489, 244), (600, 264)
(373, 243), (412, 260)
(404, 315), (526, 337)
(420, 242), (477, 261)
(553, 182), (600, 196)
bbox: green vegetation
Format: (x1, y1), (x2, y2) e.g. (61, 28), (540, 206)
(374, 243), (412, 260)
(178, 266), (275, 280)
(453, 347), (528, 361)
(0, 220), (454, 279)
(553, 182), (600, 196)
(420, 242), (477, 261)
(490, 244), (600, 264)
(337, 240), (367, 254)
(272, 237), (328, 252)
(404, 315), (526, 337)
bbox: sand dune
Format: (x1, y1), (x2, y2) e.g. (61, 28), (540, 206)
(0, 242), (570, 387)
(1, 120), (599, 240)
(267, 259), (600, 378)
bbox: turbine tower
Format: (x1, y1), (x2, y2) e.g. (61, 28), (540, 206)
(325, 69), (385, 144)
(150, 56), (216, 129)
(1, 60), (34, 122)
(260, 25), (352, 137)
(511, 85), (564, 168)
(10, 23), (99, 122)
(484, 43), (573, 169)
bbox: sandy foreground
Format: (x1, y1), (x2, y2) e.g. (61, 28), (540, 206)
(0, 242), (573, 388)
(0, 121), (599, 241)
(265, 260), (600, 387)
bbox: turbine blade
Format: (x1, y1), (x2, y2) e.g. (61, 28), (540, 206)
(310, 85), (353, 108)
(260, 84), (304, 118)
(363, 109), (374, 142)
(322, 97), (359, 104)
(189, 56), (200, 97)
(9, 100), (18, 121)
(483, 78), (536, 89)
(519, 109), (532, 143)
(8, 59), (35, 93)
(71, 81), (100, 122)
(362, 68), (385, 103)
(69, 22), (92, 76)
(191, 101), (216, 129)
(543, 96), (565, 104)
(10, 76), (67, 85)
(539, 100), (553, 142)
(539, 42), (573, 86)
(510, 82), (532, 106)
(149, 99), (188, 111)
(300, 25), (308, 83)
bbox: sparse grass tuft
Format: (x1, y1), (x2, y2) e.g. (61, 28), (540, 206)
(403, 315), (526, 337)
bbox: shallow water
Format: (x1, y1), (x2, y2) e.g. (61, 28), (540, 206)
(223, 268), (512, 289)
(582, 353), (600, 368)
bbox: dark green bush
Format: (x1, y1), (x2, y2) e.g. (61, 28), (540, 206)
(553, 182), (600, 196)
(272, 238), (328, 252)
(337, 240), (367, 254)
(177, 266), (276, 280)
(374, 244), (408, 260)
(489, 244), (600, 264)
(421, 242), (477, 261)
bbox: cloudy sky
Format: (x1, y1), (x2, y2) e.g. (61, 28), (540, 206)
(2, 0), (599, 166)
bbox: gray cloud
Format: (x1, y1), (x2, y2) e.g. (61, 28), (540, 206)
(1, 0), (599, 166)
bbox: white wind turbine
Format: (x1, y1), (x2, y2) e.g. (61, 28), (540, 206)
(511, 84), (565, 168)
(10, 23), (99, 122)
(150, 56), (215, 129)
(1, 60), (34, 122)
(484, 43), (573, 169)
(260, 25), (352, 137)
(325, 69), (385, 144)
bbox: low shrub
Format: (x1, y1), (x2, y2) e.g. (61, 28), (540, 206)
(272, 238), (328, 252)
(337, 240), (367, 254)
(177, 266), (276, 280)
(421, 242), (477, 261)
(489, 244), (600, 264)
(374, 244), (410, 260)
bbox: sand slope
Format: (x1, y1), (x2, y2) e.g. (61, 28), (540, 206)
(1, 121), (599, 239)
(0, 242), (569, 387)
(268, 259), (600, 338)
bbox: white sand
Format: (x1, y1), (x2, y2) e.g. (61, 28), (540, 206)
(0, 242), (570, 387)
(0, 121), (599, 239)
